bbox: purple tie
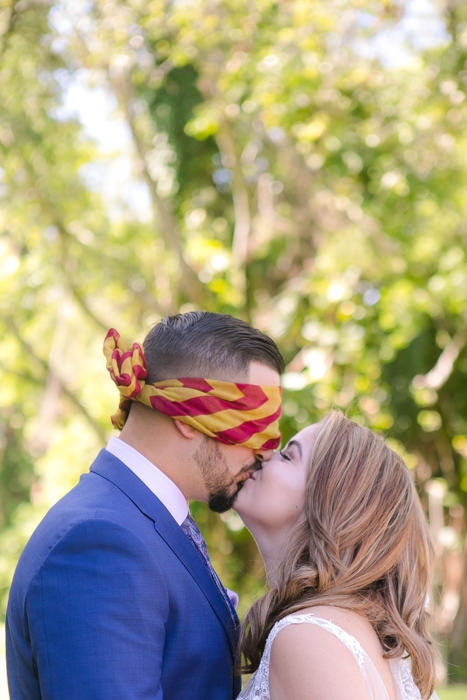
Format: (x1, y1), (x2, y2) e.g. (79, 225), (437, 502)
(181, 513), (239, 629)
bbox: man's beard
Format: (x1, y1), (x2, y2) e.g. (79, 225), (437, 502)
(208, 487), (239, 514)
(193, 437), (256, 513)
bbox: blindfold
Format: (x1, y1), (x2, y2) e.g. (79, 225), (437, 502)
(103, 328), (282, 450)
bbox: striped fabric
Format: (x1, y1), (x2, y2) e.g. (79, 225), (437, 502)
(103, 328), (282, 450)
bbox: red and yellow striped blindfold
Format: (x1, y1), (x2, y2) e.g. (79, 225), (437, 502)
(103, 329), (282, 450)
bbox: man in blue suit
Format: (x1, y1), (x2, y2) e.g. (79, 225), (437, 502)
(6, 311), (284, 699)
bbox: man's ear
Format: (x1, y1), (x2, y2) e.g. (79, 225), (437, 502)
(173, 419), (199, 439)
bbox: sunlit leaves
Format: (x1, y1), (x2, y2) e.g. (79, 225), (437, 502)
(1, 0), (467, 679)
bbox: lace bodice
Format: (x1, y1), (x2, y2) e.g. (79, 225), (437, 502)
(237, 613), (439, 700)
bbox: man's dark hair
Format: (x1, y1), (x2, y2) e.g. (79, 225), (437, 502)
(143, 311), (284, 382)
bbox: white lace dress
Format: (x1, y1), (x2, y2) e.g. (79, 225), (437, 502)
(238, 613), (440, 700)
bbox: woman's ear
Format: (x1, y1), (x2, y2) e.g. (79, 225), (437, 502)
(173, 419), (199, 439)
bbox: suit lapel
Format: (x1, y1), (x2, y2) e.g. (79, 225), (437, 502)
(90, 450), (239, 657)
(154, 506), (239, 650)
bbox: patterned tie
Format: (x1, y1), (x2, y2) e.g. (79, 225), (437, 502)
(181, 513), (239, 630)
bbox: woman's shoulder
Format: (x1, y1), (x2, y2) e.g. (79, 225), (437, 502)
(268, 608), (371, 699)
(269, 605), (367, 650)
(295, 604), (370, 628)
(269, 605), (373, 645)
(267, 605), (400, 700)
(269, 605), (372, 663)
(287, 605), (384, 658)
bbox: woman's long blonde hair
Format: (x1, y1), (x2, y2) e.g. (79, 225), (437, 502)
(239, 411), (436, 698)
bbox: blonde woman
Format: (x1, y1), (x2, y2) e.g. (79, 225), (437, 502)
(234, 411), (439, 700)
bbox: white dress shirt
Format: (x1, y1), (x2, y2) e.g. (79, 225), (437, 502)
(106, 436), (188, 524)
(105, 436), (239, 608)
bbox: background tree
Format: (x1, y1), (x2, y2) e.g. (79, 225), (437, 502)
(1, 0), (466, 691)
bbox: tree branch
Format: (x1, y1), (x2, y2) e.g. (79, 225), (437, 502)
(412, 332), (467, 391)
(108, 67), (205, 304)
(0, 0), (19, 57)
(3, 320), (108, 445)
(32, 190), (168, 323)
(215, 121), (251, 303)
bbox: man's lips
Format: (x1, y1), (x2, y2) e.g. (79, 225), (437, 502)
(237, 462), (262, 484)
(240, 469), (256, 482)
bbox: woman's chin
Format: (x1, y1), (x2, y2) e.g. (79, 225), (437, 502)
(233, 479), (253, 514)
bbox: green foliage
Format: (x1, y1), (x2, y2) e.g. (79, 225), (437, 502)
(142, 65), (219, 203)
(1, 0), (467, 686)
(438, 687), (467, 700)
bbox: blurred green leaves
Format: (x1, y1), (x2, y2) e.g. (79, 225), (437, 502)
(1, 0), (467, 679)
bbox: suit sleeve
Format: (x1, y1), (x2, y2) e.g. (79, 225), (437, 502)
(26, 518), (168, 699)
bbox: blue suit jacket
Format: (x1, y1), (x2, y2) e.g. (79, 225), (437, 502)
(6, 450), (241, 699)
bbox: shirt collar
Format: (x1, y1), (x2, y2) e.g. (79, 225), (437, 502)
(105, 436), (188, 525)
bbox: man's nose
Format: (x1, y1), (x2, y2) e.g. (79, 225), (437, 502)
(254, 448), (274, 463)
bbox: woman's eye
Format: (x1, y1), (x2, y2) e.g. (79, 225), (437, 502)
(279, 450), (291, 461)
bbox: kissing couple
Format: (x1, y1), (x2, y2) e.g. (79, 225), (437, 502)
(6, 312), (439, 699)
